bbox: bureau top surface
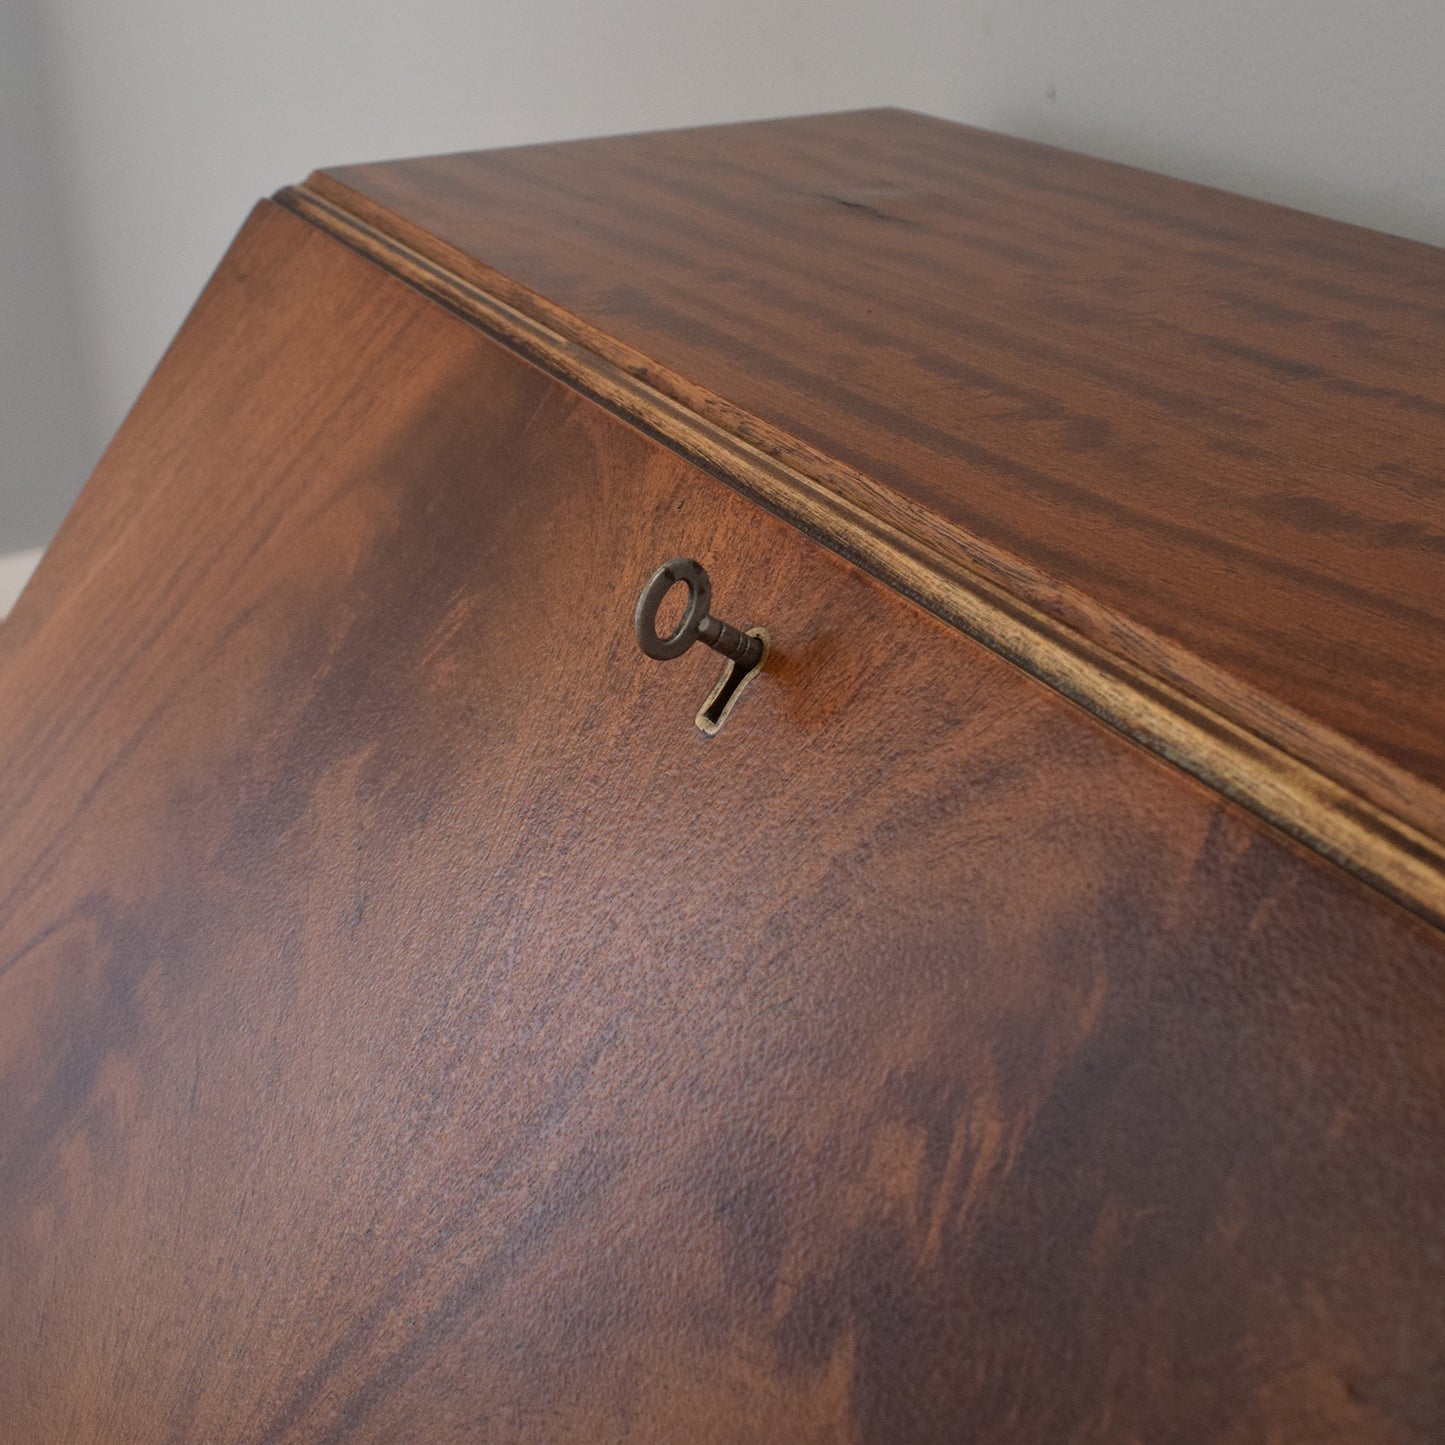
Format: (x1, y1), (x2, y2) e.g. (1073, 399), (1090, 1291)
(312, 108), (1445, 813)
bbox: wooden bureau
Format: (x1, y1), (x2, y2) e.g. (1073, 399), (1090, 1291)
(2, 110), (1443, 1441)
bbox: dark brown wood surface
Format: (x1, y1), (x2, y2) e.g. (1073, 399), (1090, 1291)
(312, 108), (1445, 843)
(3, 202), (1444, 1442)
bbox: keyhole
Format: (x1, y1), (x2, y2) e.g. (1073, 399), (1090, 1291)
(696, 628), (770, 736)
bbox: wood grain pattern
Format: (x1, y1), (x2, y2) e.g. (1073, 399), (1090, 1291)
(3, 202), (1444, 1442)
(277, 182), (1445, 936)
(295, 108), (1445, 924)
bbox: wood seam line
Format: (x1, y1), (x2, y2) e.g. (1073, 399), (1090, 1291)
(274, 182), (1445, 935)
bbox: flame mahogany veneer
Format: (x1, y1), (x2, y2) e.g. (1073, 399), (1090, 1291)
(2, 113), (1443, 1442)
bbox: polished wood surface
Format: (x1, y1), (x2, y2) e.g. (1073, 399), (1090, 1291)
(3, 202), (1444, 1442)
(305, 108), (1445, 896)
(279, 179), (1445, 935)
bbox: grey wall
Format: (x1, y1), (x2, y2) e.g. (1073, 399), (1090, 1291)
(966, 0), (1445, 246)
(4, 0), (1444, 554)
(0, 0), (99, 551)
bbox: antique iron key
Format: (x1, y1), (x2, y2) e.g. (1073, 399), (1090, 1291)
(634, 558), (768, 735)
(634, 558), (764, 669)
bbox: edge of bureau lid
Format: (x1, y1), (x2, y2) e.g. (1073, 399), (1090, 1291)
(272, 162), (1445, 934)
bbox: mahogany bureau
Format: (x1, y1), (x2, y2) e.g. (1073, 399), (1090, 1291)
(2, 110), (1444, 1442)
